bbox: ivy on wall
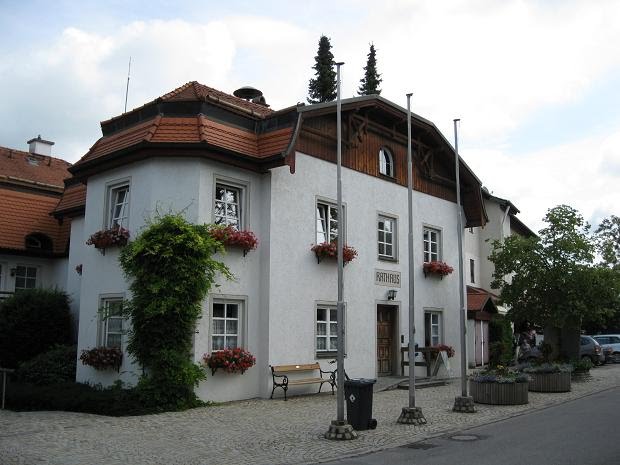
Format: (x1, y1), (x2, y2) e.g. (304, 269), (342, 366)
(119, 214), (231, 410)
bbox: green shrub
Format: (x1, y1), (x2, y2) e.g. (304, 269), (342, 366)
(0, 289), (73, 368)
(16, 345), (77, 385)
(489, 314), (515, 367)
(5, 381), (151, 416)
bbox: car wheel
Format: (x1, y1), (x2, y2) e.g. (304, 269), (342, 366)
(614, 352), (620, 364)
(581, 355), (593, 364)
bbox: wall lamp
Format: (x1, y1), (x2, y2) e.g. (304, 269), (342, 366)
(10, 268), (16, 277)
(387, 289), (397, 301)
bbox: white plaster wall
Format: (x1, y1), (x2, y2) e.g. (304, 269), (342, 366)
(76, 158), (202, 387)
(65, 217), (84, 336)
(0, 254), (66, 292)
(463, 226), (481, 287)
(478, 200), (504, 293)
(266, 152), (463, 397)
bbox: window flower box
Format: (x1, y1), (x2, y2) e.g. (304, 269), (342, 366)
(202, 347), (256, 376)
(469, 366), (529, 405)
(207, 225), (258, 256)
(311, 242), (358, 264)
(423, 261), (453, 278)
(429, 344), (455, 358)
(79, 346), (123, 372)
(86, 227), (130, 254)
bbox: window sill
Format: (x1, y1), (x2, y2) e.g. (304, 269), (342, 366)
(316, 352), (347, 359)
(378, 255), (398, 263)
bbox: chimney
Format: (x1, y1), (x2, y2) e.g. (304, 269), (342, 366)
(27, 135), (54, 156)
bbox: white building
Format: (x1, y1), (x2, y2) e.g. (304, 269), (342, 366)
(463, 189), (536, 367)
(51, 82), (490, 402)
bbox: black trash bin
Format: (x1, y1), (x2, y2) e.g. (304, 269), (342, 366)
(344, 378), (377, 430)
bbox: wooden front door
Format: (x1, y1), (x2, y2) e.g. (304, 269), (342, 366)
(377, 305), (395, 376)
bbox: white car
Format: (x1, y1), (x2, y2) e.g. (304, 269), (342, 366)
(591, 335), (620, 363)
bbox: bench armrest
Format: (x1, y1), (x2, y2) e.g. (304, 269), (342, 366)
(271, 373), (289, 385)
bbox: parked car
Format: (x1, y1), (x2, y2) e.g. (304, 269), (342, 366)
(591, 334), (620, 363)
(580, 336), (605, 365)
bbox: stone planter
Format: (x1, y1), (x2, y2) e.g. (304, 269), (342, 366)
(469, 380), (529, 405)
(527, 372), (571, 392)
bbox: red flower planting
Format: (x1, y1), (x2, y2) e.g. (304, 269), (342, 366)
(86, 227), (130, 249)
(203, 347), (256, 375)
(430, 344), (455, 358)
(80, 346), (123, 371)
(311, 242), (358, 264)
(208, 225), (258, 254)
(423, 260), (454, 277)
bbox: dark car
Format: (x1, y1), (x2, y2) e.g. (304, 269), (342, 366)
(580, 336), (605, 365)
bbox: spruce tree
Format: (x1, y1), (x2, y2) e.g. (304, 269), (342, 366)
(358, 44), (382, 96)
(307, 35), (337, 104)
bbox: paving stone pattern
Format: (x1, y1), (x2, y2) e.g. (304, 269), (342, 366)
(1, 365), (618, 465)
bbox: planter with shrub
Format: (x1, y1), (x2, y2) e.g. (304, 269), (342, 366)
(520, 363), (572, 392)
(469, 366), (529, 405)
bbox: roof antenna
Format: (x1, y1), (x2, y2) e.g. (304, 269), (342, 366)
(124, 57), (132, 113)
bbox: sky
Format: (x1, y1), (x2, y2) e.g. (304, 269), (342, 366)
(1, 0), (619, 232)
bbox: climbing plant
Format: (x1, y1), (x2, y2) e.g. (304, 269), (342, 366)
(119, 214), (231, 410)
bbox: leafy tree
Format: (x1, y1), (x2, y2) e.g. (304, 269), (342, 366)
(489, 205), (620, 358)
(307, 35), (337, 104)
(596, 215), (620, 269)
(358, 44), (382, 95)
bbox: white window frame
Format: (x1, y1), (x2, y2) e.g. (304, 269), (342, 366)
(378, 213), (397, 261)
(210, 297), (246, 351)
(105, 179), (131, 230)
(423, 226), (441, 263)
(14, 265), (38, 291)
(379, 147), (394, 177)
(424, 310), (443, 347)
(98, 296), (125, 348)
(213, 176), (249, 230)
(315, 302), (347, 357)
(316, 199), (345, 244)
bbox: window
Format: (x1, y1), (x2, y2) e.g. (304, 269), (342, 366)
(424, 311), (442, 347)
(379, 147), (394, 177)
(316, 306), (339, 354)
(378, 215), (397, 260)
(99, 298), (124, 348)
(470, 259), (475, 284)
(316, 201), (343, 243)
(107, 183), (130, 229)
(423, 227), (440, 262)
(211, 300), (242, 351)
(15, 266), (37, 290)
(25, 233), (53, 251)
(214, 183), (243, 228)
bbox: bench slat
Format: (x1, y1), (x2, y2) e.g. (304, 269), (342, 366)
(272, 363), (320, 373)
(287, 378), (325, 385)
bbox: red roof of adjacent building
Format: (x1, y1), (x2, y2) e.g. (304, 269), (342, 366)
(0, 146), (71, 190)
(467, 286), (499, 313)
(0, 189), (70, 254)
(0, 144), (72, 255)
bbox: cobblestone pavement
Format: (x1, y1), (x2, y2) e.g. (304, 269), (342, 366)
(1, 365), (618, 465)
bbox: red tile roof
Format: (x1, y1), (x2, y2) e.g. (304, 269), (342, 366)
(0, 146), (71, 190)
(467, 286), (499, 312)
(0, 188), (70, 254)
(76, 116), (293, 166)
(53, 183), (87, 216)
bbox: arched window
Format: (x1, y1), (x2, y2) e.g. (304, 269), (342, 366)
(379, 147), (394, 177)
(25, 233), (53, 251)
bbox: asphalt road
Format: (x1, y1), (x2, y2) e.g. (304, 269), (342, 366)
(321, 386), (619, 465)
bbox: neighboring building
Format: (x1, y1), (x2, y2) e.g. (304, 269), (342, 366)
(51, 82), (489, 401)
(0, 138), (73, 318)
(464, 188), (536, 366)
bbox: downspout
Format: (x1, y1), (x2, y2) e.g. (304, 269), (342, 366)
(281, 111), (303, 173)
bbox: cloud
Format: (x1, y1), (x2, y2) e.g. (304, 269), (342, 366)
(463, 126), (620, 232)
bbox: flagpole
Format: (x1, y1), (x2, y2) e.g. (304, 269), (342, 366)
(325, 61), (357, 440)
(452, 118), (476, 413)
(397, 93), (426, 425)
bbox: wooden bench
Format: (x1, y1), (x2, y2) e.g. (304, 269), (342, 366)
(400, 345), (432, 377)
(270, 363), (336, 401)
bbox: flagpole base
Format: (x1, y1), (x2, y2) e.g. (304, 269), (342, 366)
(453, 395), (476, 413)
(324, 420), (358, 440)
(397, 406), (427, 425)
